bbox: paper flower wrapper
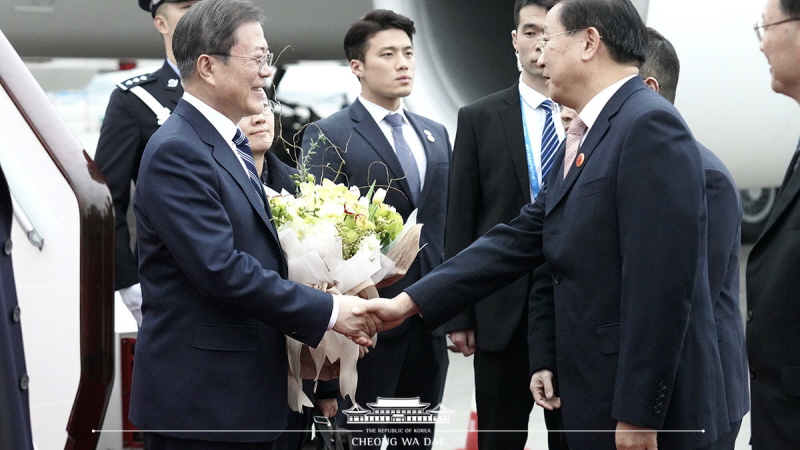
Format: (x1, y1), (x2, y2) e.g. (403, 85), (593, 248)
(283, 212), (422, 412)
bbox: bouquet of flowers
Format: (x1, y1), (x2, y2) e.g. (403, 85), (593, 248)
(269, 173), (422, 412)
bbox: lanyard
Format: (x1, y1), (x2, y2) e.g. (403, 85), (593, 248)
(520, 96), (541, 198)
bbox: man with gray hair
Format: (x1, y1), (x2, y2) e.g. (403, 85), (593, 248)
(129, 1), (377, 448)
(748, 0), (800, 447)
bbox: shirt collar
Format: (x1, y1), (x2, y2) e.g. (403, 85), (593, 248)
(183, 92), (239, 144)
(578, 75), (636, 132)
(518, 75), (549, 109)
(166, 58), (180, 78)
(358, 95), (408, 125)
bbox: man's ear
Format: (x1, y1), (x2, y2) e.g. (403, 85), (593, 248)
(196, 54), (216, 87)
(511, 29), (519, 52)
(643, 76), (660, 94)
(153, 14), (169, 36)
(582, 27), (602, 60)
(350, 59), (363, 79)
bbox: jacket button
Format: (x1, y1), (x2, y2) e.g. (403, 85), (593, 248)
(19, 374), (29, 391)
(4, 239), (12, 255)
(747, 310), (753, 321)
(659, 381), (667, 390)
(553, 274), (561, 284)
(658, 391), (665, 398)
(12, 305), (20, 322)
(656, 399), (663, 406)
(653, 406), (662, 414)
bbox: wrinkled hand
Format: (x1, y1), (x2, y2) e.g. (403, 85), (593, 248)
(530, 369), (561, 410)
(314, 398), (338, 418)
(615, 421), (657, 450)
(364, 292), (420, 331)
(333, 295), (379, 346)
(448, 329), (476, 356)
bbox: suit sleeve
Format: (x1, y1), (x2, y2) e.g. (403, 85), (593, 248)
(444, 106), (480, 333)
(611, 108), (705, 428)
(528, 261), (556, 375)
(137, 137), (332, 346)
(94, 89), (145, 290)
(406, 198), (546, 331)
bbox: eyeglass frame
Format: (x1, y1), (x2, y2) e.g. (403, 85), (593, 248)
(209, 52), (274, 71)
(754, 17), (800, 42)
(537, 28), (583, 49)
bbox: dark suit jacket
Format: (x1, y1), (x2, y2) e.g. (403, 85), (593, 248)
(94, 60), (182, 291)
(0, 167), (34, 450)
(130, 100), (333, 442)
(301, 99), (450, 338)
(405, 78), (729, 450)
(746, 143), (800, 448)
(700, 145), (749, 426)
(445, 82), (537, 351)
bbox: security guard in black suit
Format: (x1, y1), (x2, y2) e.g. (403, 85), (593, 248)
(0, 166), (34, 450)
(94, 0), (199, 324)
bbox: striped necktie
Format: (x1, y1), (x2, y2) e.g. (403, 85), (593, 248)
(540, 100), (560, 189)
(233, 128), (266, 207)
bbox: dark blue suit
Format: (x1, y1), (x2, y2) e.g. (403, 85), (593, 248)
(0, 167), (34, 450)
(405, 78), (731, 450)
(302, 99), (450, 450)
(699, 145), (749, 441)
(130, 99), (333, 443)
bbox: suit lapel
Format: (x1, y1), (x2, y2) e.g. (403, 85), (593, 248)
(350, 100), (416, 204)
(499, 83), (533, 201)
(546, 78), (642, 213)
(175, 101), (279, 243)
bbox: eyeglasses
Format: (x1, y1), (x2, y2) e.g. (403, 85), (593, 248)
(754, 17), (800, 42)
(210, 52), (273, 71)
(537, 29), (582, 49)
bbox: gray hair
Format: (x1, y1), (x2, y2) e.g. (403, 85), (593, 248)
(173, 0), (265, 81)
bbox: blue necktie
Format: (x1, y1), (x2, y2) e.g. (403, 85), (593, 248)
(540, 100), (560, 186)
(384, 113), (421, 203)
(233, 128), (266, 207)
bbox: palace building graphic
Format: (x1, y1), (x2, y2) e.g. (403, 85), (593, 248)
(342, 397), (454, 424)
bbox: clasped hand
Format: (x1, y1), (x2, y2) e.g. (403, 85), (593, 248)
(332, 293), (421, 346)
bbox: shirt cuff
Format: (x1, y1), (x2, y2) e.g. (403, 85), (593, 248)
(327, 294), (339, 330)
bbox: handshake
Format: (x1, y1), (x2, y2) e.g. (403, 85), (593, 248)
(331, 293), (420, 346)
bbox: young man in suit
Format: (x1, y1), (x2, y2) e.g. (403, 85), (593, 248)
(130, 1), (376, 448)
(443, 1), (567, 448)
(301, 9), (450, 450)
(639, 27), (748, 450)
(366, 0), (732, 448)
(94, 0), (201, 325)
(748, 0), (800, 447)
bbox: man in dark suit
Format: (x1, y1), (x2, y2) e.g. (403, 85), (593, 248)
(366, 1), (731, 449)
(639, 27), (748, 449)
(301, 9), (450, 450)
(129, 1), (376, 448)
(94, 0), (200, 325)
(0, 167), (34, 450)
(747, 0), (800, 447)
(443, 1), (566, 448)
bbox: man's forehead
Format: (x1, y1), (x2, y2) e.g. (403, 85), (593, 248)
(542, 6), (562, 32)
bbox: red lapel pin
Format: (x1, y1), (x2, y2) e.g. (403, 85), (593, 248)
(576, 153), (585, 167)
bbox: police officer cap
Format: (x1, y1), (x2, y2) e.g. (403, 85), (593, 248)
(138, 0), (188, 17)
